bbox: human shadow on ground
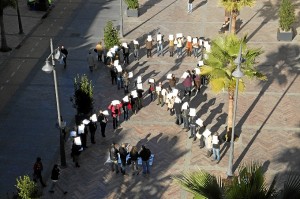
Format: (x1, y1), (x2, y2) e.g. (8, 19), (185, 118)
(193, 0), (208, 12)
(232, 44), (300, 172)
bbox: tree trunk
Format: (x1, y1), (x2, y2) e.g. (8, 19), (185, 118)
(227, 90), (234, 132)
(0, 8), (11, 52)
(230, 12), (237, 34)
(16, 0), (24, 34)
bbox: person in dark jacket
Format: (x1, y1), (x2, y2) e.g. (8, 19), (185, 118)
(33, 157), (46, 187)
(110, 143), (119, 173)
(189, 115), (197, 140)
(110, 66), (117, 85)
(60, 46), (68, 69)
(88, 121), (97, 144)
(130, 146), (139, 175)
(173, 96), (182, 125)
(98, 110), (108, 137)
(139, 145), (151, 175)
(49, 164), (67, 194)
(212, 132), (221, 163)
(71, 141), (82, 168)
(181, 101), (190, 131)
(119, 143), (128, 175)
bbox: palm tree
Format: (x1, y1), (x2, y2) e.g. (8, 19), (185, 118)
(0, 0), (16, 52)
(173, 162), (300, 199)
(219, 0), (256, 34)
(201, 34), (266, 132)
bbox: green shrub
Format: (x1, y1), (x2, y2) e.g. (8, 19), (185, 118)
(279, 0), (296, 31)
(15, 175), (39, 199)
(103, 21), (120, 50)
(125, 0), (139, 9)
(73, 74), (94, 115)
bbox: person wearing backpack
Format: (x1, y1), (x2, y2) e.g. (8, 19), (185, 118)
(139, 145), (151, 175)
(33, 157), (47, 187)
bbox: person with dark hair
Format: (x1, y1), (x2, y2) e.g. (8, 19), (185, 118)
(110, 143), (119, 174)
(130, 146), (139, 175)
(183, 70), (193, 98)
(139, 145), (151, 175)
(49, 164), (67, 194)
(71, 141), (82, 168)
(88, 120), (97, 144)
(33, 157), (46, 187)
(119, 143), (129, 175)
(98, 110), (108, 137)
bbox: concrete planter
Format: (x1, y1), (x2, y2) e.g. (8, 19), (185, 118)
(126, 8), (139, 17)
(277, 28), (294, 41)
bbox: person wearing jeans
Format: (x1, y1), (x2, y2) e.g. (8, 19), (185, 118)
(130, 146), (139, 175)
(156, 32), (164, 56)
(139, 145), (151, 174)
(212, 133), (221, 163)
(188, 0), (193, 13)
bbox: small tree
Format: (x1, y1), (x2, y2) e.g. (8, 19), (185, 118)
(15, 175), (39, 199)
(279, 0), (295, 31)
(73, 74), (94, 115)
(125, 0), (139, 9)
(103, 21), (120, 50)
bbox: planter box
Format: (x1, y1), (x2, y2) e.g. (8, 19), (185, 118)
(277, 28), (294, 41)
(126, 8), (139, 17)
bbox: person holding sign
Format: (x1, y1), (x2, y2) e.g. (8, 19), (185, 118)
(98, 110), (108, 137)
(189, 108), (197, 140)
(122, 96), (131, 121)
(123, 70), (130, 94)
(192, 69), (201, 93)
(133, 40), (140, 61)
(182, 70), (193, 98)
(156, 32), (164, 56)
(174, 96), (183, 125)
(186, 36), (193, 57)
(168, 35), (175, 57)
(108, 102), (122, 129)
(192, 37), (199, 57)
(212, 132), (221, 163)
(145, 35), (153, 58)
(156, 82), (164, 106)
(181, 101), (190, 131)
(176, 36), (184, 57)
(148, 79), (156, 102)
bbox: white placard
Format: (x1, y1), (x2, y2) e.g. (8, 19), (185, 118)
(156, 86), (161, 92)
(187, 36), (192, 42)
(78, 124), (85, 134)
(82, 119), (90, 125)
(204, 41), (210, 48)
(128, 72), (133, 78)
(70, 131), (76, 137)
(157, 34), (162, 41)
(116, 65), (122, 72)
(137, 76), (142, 83)
(167, 93), (173, 99)
(206, 45), (211, 52)
(107, 51), (113, 57)
(133, 40), (139, 45)
(182, 102), (189, 110)
(131, 90), (137, 96)
(189, 108), (196, 116)
(174, 97), (181, 103)
(203, 129), (212, 138)
(122, 42), (127, 48)
(194, 68), (201, 75)
(112, 100), (121, 105)
(123, 96), (129, 102)
(114, 45), (119, 51)
(147, 35), (152, 41)
(192, 38), (198, 44)
(90, 114), (97, 122)
(176, 33), (183, 38)
(161, 88), (167, 96)
(212, 135), (219, 144)
(169, 34), (174, 40)
(114, 60), (119, 67)
(196, 132), (202, 139)
(204, 53), (208, 59)
(172, 89), (179, 96)
(74, 137), (82, 145)
(167, 73), (172, 79)
(198, 61), (204, 66)
(181, 72), (189, 79)
(149, 78), (154, 83)
(196, 118), (204, 127)
(103, 110), (109, 116)
(137, 83), (143, 90)
(199, 39), (204, 45)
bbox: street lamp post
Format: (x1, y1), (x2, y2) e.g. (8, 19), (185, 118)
(42, 38), (66, 167)
(120, 0), (123, 37)
(227, 43), (244, 177)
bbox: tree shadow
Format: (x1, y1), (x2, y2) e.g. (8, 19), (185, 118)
(232, 44), (300, 172)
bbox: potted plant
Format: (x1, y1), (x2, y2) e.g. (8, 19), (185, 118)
(277, 0), (296, 41)
(125, 0), (139, 17)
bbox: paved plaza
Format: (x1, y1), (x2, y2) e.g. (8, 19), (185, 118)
(0, 0), (299, 198)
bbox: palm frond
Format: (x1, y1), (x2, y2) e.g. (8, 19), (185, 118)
(173, 170), (224, 199)
(278, 172), (300, 199)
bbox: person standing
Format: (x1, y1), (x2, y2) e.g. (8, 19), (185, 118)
(156, 32), (164, 56)
(145, 36), (153, 58)
(182, 101), (190, 131)
(176, 37), (184, 57)
(122, 98), (130, 121)
(192, 70), (201, 94)
(123, 71), (130, 95)
(139, 145), (151, 175)
(156, 82), (164, 106)
(117, 71), (123, 90)
(188, 0), (193, 13)
(174, 96), (182, 125)
(98, 110), (108, 137)
(110, 66), (118, 85)
(108, 103), (122, 129)
(87, 51), (95, 72)
(133, 40), (140, 61)
(49, 164), (67, 194)
(130, 146), (139, 175)
(183, 70), (193, 98)
(168, 74), (177, 90)
(186, 36), (193, 57)
(60, 46), (68, 69)
(119, 143), (129, 175)
(71, 139), (82, 168)
(33, 157), (46, 187)
(88, 120), (97, 144)
(189, 114), (197, 140)
(95, 42), (103, 62)
(148, 80), (156, 102)
(192, 37), (199, 57)
(168, 36), (175, 57)
(122, 42), (130, 65)
(212, 133), (221, 163)
(110, 143), (119, 174)
(137, 88), (144, 110)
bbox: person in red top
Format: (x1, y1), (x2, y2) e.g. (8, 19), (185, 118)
(108, 102), (122, 129)
(183, 70), (193, 97)
(186, 37), (193, 57)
